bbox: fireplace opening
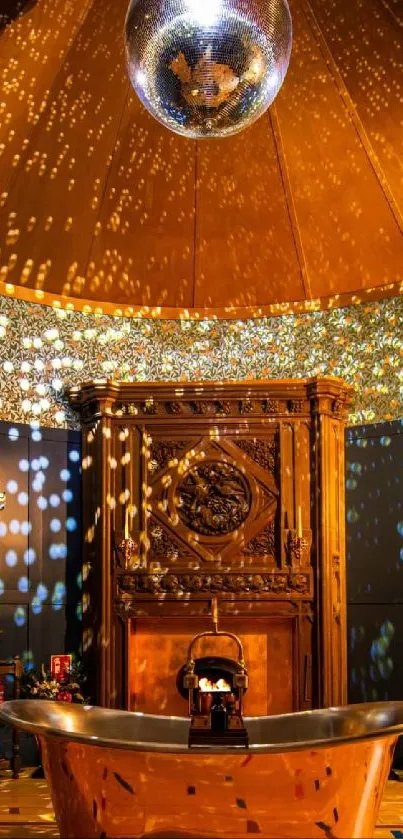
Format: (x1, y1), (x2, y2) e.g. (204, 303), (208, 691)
(176, 655), (248, 701)
(178, 653), (249, 747)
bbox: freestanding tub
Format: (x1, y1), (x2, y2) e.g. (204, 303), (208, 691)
(1, 700), (403, 838)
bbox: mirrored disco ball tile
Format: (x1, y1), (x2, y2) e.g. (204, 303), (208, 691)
(125, 0), (292, 137)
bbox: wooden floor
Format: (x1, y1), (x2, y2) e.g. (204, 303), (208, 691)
(1, 768), (403, 837)
(0, 768), (58, 838)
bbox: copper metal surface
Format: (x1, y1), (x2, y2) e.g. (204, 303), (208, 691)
(128, 615), (294, 717)
(0, 0), (402, 316)
(0, 700), (400, 837)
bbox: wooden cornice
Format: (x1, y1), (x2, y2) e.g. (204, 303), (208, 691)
(67, 376), (353, 422)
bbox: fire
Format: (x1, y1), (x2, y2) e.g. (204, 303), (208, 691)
(198, 677), (231, 692)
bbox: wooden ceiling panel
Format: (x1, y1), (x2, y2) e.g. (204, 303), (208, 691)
(0, 0), (93, 196)
(0, 0), (129, 296)
(274, 0), (403, 299)
(86, 95), (196, 309)
(0, 0), (402, 317)
(307, 0), (403, 212)
(194, 112), (305, 310)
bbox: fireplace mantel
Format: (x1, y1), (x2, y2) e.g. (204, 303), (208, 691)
(69, 377), (352, 714)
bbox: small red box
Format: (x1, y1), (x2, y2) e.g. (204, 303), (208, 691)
(51, 655), (72, 680)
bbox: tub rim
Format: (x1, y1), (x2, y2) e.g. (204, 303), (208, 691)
(1, 699), (403, 754)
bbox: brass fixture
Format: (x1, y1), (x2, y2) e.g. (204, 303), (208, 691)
(114, 532), (140, 571)
(183, 598), (249, 747)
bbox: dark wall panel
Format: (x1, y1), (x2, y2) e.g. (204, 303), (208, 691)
(346, 420), (403, 605)
(346, 419), (403, 765)
(0, 603), (28, 662)
(28, 604), (68, 672)
(0, 429), (30, 601)
(0, 421), (81, 672)
(348, 604), (402, 704)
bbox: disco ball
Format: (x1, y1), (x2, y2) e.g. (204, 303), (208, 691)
(125, 0), (292, 138)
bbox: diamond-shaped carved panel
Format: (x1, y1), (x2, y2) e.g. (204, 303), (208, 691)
(148, 436), (278, 565)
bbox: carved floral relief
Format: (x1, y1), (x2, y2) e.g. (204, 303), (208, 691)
(176, 461), (252, 536)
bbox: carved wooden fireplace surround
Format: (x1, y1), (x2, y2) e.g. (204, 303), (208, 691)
(69, 377), (351, 715)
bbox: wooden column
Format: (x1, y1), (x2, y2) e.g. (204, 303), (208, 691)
(79, 388), (121, 707)
(308, 379), (349, 707)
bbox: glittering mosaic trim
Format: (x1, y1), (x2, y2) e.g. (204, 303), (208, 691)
(0, 294), (401, 428)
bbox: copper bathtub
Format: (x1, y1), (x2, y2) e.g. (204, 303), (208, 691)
(1, 699), (403, 838)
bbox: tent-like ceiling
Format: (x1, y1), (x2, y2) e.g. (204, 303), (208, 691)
(0, 0), (402, 318)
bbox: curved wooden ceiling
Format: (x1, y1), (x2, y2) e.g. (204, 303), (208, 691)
(0, 0), (402, 318)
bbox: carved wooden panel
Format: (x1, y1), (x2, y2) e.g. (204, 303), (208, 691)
(68, 377), (352, 711)
(146, 434), (279, 566)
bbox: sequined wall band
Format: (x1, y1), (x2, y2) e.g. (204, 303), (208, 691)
(0, 293), (401, 429)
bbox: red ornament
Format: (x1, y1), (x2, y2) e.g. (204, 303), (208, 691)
(51, 655), (72, 680)
(57, 691), (73, 703)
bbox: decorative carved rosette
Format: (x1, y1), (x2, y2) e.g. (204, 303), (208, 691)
(288, 399), (305, 413)
(190, 400), (209, 415)
(166, 401), (185, 414)
(176, 461), (252, 536)
(215, 400), (231, 415)
(263, 399), (279, 413)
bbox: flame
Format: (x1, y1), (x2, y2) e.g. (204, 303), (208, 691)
(198, 677), (231, 692)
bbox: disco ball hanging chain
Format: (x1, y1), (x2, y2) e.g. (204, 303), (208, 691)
(125, 0), (292, 138)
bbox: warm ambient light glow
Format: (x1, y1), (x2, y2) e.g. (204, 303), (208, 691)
(198, 677), (232, 692)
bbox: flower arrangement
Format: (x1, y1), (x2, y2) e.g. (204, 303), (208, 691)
(20, 659), (86, 704)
